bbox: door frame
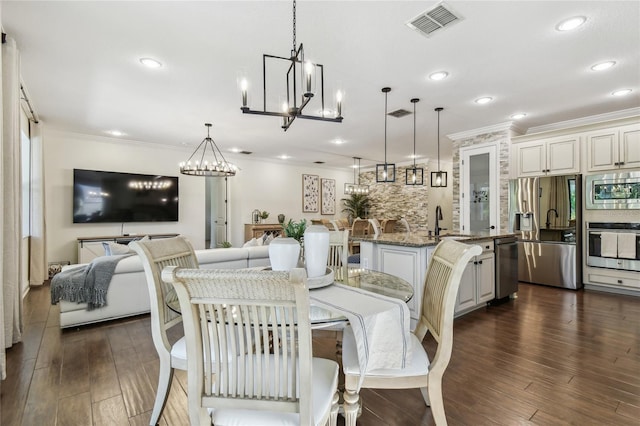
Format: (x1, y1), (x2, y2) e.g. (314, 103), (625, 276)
(460, 142), (500, 235)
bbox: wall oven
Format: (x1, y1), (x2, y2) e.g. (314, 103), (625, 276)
(587, 222), (640, 272)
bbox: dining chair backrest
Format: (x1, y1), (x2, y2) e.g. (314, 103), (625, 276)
(351, 218), (369, 237)
(416, 240), (482, 374)
(381, 219), (397, 233)
(162, 267), (315, 425)
(399, 218), (411, 233)
(329, 220), (340, 231)
(130, 236), (198, 357)
(328, 230), (349, 283)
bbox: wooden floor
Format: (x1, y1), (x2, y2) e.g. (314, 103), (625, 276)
(2, 282), (639, 425)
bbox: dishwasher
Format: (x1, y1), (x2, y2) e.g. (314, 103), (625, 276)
(494, 236), (519, 300)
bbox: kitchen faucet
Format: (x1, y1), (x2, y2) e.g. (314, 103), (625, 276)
(434, 205), (444, 237)
(545, 208), (558, 229)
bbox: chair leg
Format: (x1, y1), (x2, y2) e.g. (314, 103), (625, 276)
(329, 390), (339, 426)
(425, 380), (447, 426)
(149, 359), (174, 425)
(343, 388), (360, 426)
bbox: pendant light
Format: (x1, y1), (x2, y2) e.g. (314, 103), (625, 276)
(405, 98), (424, 185)
(376, 87), (396, 182)
(430, 107), (447, 187)
(344, 157), (369, 195)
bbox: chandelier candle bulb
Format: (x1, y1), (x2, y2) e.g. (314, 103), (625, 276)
(336, 91), (343, 117)
(240, 79), (248, 107)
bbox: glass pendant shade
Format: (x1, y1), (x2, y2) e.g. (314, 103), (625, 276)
(430, 107), (447, 187)
(406, 97), (424, 186)
(376, 87), (396, 183)
(430, 171), (447, 187)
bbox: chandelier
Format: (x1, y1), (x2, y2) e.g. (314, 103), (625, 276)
(376, 87), (396, 182)
(406, 98), (424, 185)
(431, 107), (447, 187)
(239, 0), (343, 131)
(179, 123), (237, 177)
(345, 157), (369, 195)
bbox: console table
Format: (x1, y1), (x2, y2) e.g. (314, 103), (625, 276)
(244, 223), (283, 242)
(77, 233), (179, 263)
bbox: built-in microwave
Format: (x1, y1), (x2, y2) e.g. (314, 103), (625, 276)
(585, 171), (640, 209)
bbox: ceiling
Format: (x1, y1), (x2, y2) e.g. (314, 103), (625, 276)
(3, 1), (639, 170)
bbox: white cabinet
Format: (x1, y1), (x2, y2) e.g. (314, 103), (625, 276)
(586, 124), (640, 172)
(361, 241), (434, 329)
(515, 136), (580, 177)
(455, 241), (495, 315)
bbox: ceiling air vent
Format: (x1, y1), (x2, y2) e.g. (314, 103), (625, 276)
(406, 2), (463, 38)
(239, 150), (252, 155)
(314, 161), (325, 164)
(388, 109), (412, 118)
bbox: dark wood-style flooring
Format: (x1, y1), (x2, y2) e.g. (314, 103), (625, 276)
(1, 282), (639, 425)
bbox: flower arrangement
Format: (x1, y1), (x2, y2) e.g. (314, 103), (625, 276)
(282, 219), (307, 243)
(259, 211), (269, 220)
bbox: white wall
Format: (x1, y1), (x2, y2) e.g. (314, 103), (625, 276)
(43, 128), (352, 263)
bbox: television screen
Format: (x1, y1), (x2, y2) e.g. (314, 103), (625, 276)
(73, 169), (179, 223)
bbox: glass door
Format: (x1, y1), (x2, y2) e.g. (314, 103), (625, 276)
(461, 144), (499, 235)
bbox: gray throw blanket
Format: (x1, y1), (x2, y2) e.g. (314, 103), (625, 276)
(51, 254), (134, 310)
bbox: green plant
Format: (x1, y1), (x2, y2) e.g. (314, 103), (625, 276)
(218, 241), (232, 248)
(341, 193), (371, 223)
(259, 210), (269, 220)
(282, 219), (307, 242)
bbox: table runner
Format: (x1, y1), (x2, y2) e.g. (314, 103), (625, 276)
(310, 283), (412, 388)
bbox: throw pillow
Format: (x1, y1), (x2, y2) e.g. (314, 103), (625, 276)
(242, 238), (258, 248)
(102, 241), (132, 256)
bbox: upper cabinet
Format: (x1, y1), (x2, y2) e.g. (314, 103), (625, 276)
(515, 135), (580, 177)
(586, 123), (640, 172)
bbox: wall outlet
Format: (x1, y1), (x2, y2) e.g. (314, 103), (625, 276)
(362, 258), (369, 269)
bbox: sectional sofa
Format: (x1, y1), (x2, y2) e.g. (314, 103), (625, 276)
(58, 246), (270, 328)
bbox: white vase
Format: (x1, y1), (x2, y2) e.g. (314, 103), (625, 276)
(268, 238), (301, 271)
(304, 225), (330, 278)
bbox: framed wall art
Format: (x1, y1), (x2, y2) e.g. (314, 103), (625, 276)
(321, 178), (336, 215)
(302, 174), (319, 212)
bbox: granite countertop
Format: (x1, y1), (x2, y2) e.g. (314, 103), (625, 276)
(351, 231), (517, 248)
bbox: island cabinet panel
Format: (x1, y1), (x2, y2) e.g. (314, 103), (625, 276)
(360, 241), (433, 330)
(455, 240), (495, 316)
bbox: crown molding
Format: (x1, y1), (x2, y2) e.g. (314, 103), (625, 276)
(525, 107), (640, 134)
(447, 121), (521, 141)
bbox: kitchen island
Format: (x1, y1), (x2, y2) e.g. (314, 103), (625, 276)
(352, 231), (516, 326)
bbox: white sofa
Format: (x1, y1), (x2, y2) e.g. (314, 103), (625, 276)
(58, 246), (270, 328)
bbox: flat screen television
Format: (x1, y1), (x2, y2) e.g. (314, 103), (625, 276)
(73, 169), (179, 223)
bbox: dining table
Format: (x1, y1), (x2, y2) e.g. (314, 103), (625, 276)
(164, 266), (413, 328)
(164, 266), (414, 388)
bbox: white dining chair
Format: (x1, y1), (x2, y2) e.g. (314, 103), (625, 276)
(163, 267), (340, 426)
(341, 239), (482, 426)
(129, 236), (199, 426)
(328, 230), (349, 283)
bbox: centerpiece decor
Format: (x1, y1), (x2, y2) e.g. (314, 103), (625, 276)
(303, 224), (330, 278)
(268, 238), (301, 271)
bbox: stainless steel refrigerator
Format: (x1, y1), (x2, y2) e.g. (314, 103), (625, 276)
(508, 175), (582, 289)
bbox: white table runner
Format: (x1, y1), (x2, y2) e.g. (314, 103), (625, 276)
(310, 283), (412, 386)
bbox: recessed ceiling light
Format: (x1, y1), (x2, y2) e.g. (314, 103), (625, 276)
(429, 71), (449, 81)
(510, 113), (527, 120)
(612, 89), (632, 97)
(556, 16), (586, 32)
(333, 139), (345, 145)
(475, 97), (493, 105)
(279, 154), (291, 160)
(230, 148), (241, 153)
(107, 130), (124, 137)
(591, 61), (616, 71)
(139, 57), (162, 69)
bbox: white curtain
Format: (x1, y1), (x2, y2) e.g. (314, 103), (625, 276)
(29, 122), (47, 285)
(1, 36), (24, 380)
